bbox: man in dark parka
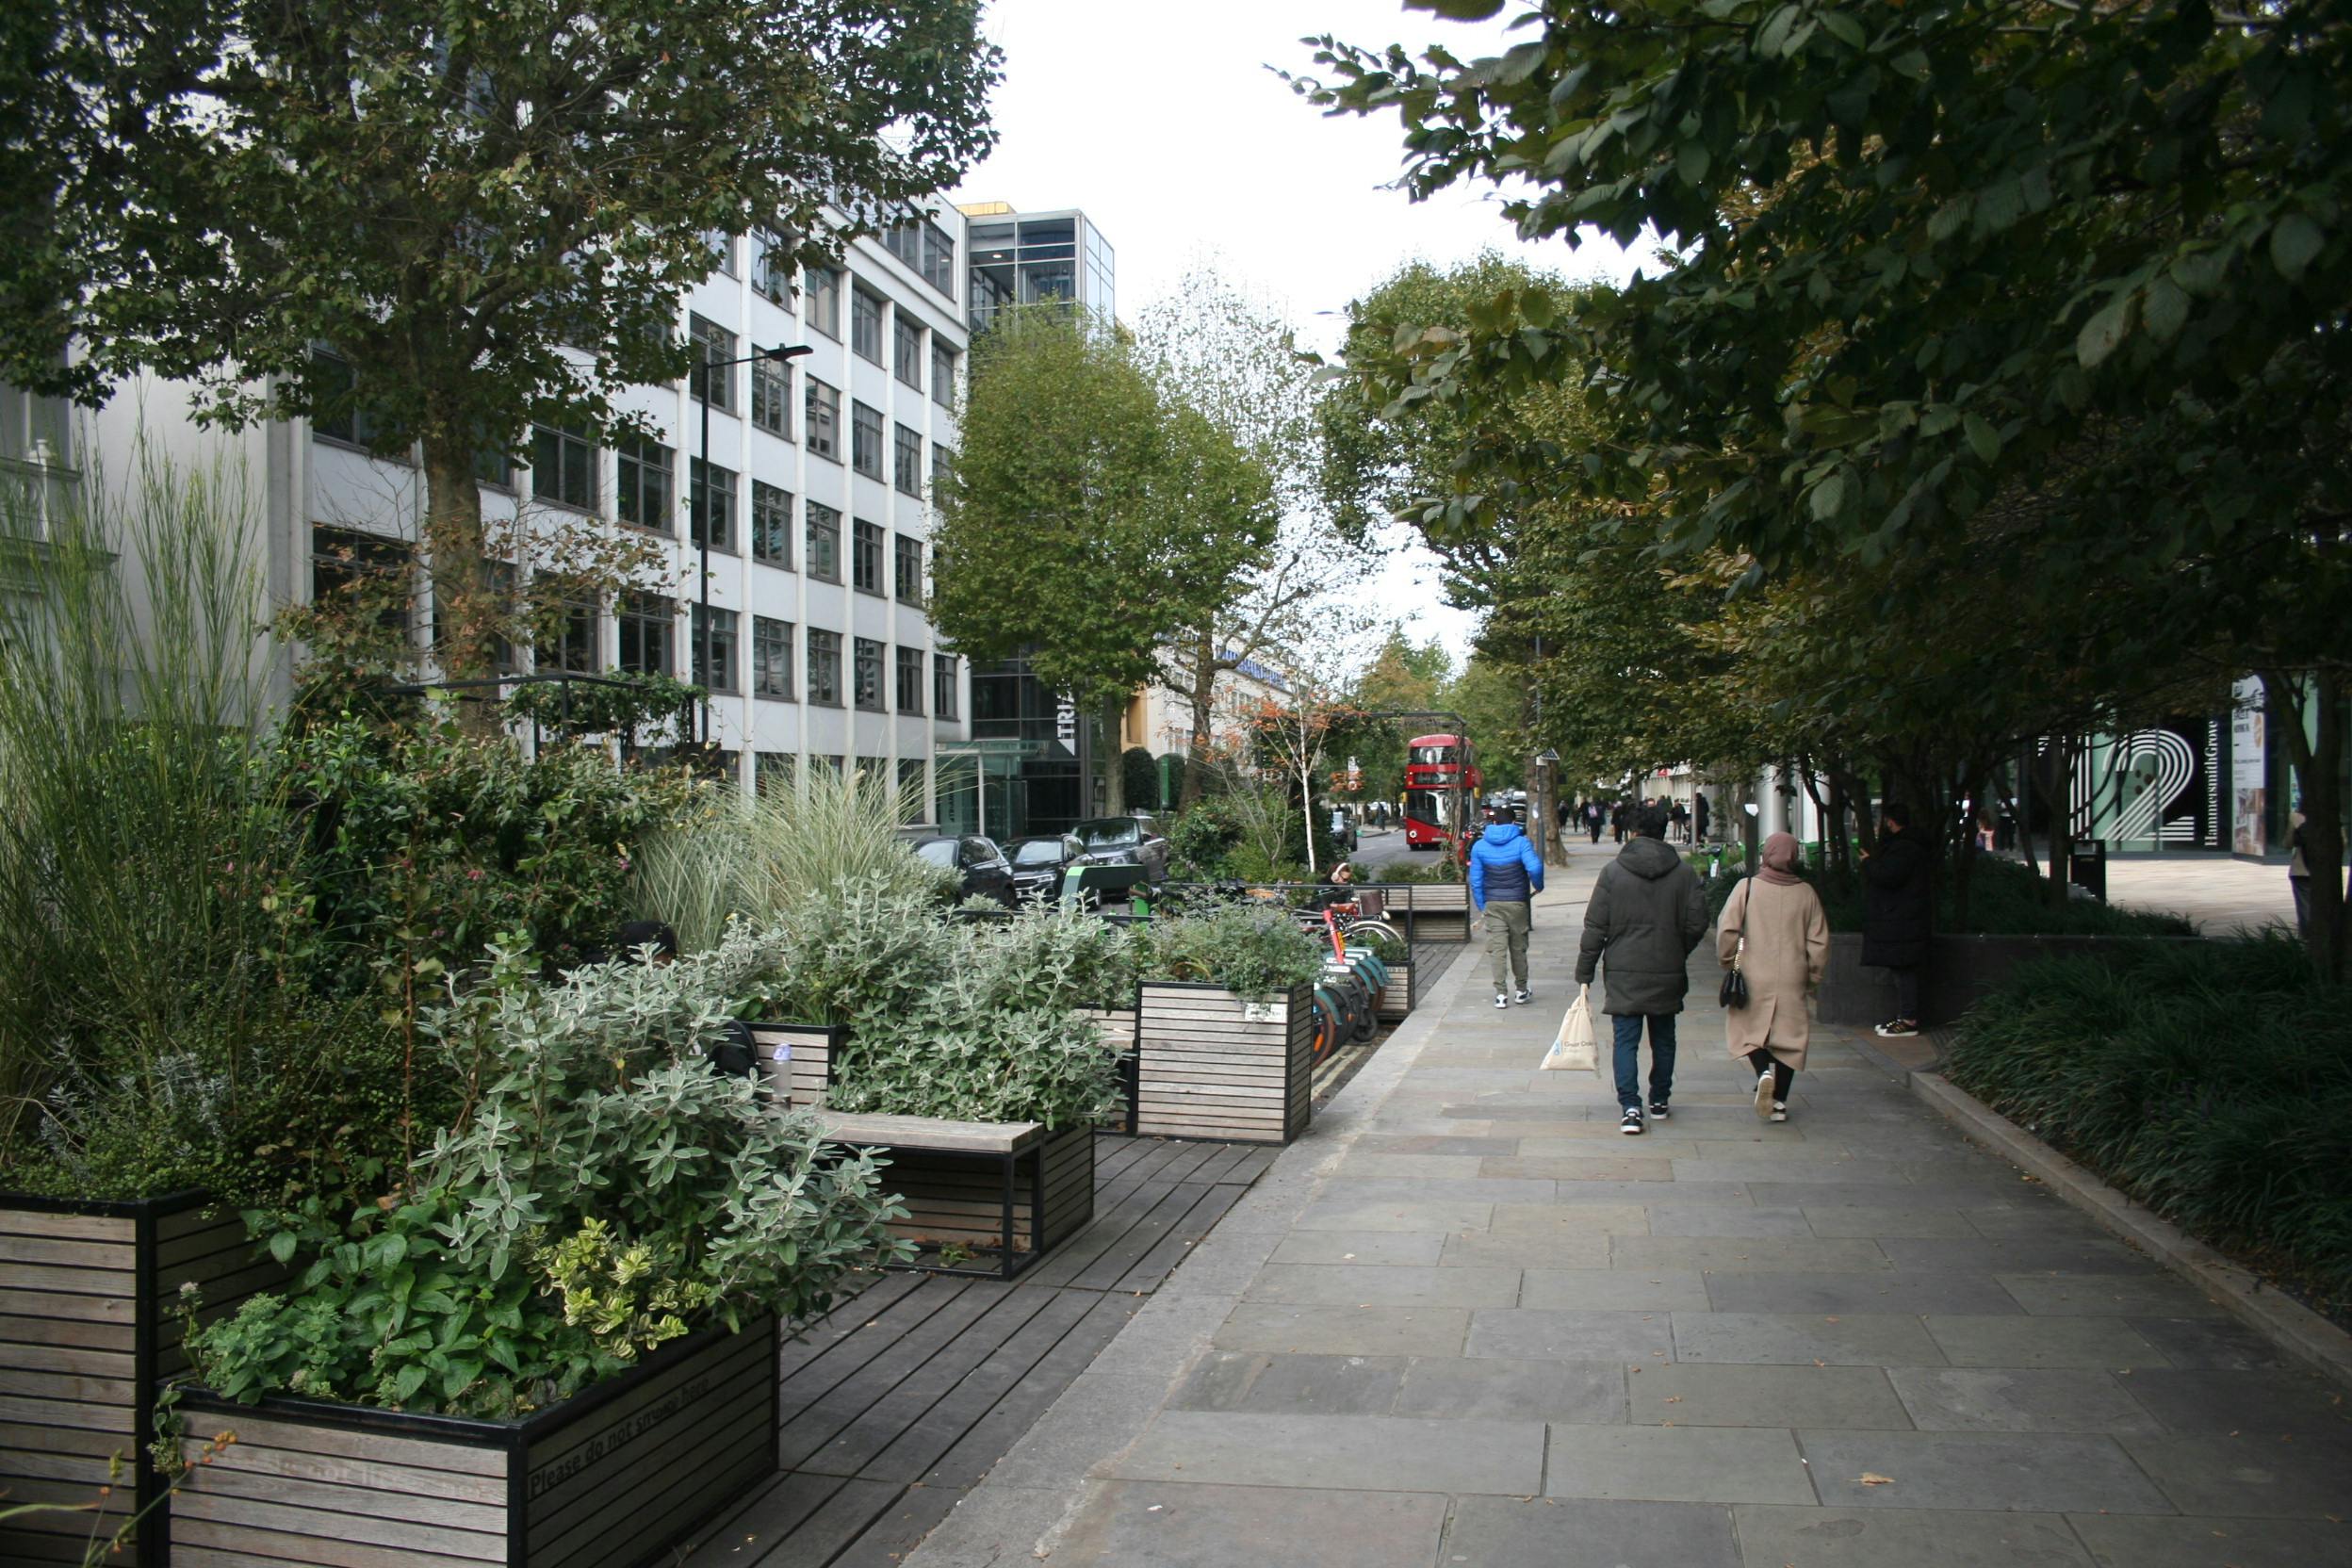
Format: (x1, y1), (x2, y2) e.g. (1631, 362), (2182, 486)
(1860, 801), (1933, 1036)
(1576, 803), (1710, 1135)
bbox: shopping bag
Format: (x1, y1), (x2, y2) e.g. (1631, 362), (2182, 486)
(1543, 985), (1596, 1071)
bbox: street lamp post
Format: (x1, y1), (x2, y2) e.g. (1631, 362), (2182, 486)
(695, 341), (813, 752)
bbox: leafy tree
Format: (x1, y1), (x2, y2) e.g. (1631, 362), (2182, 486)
(1348, 629), (1452, 801)
(931, 316), (1279, 814)
(10, 0), (999, 697)
(1298, 0), (2352, 974)
(1137, 267), (1369, 804)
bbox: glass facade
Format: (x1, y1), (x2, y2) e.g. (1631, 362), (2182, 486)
(966, 210), (1116, 334)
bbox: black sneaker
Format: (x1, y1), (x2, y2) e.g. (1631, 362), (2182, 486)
(1875, 1018), (1920, 1038)
(1647, 1101), (1671, 1120)
(1619, 1108), (1644, 1135)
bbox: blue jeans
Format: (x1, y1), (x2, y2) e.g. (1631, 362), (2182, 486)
(1612, 1013), (1677, 1112)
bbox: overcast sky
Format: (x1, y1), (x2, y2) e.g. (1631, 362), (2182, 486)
(947, 0), (1644, 664)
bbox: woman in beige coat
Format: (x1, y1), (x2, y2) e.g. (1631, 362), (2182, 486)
(1718, 833), (1830, 1122)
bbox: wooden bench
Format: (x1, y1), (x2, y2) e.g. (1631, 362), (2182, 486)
(813, 1111), (1092, 1280)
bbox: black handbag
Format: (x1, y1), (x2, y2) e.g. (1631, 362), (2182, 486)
(1719, 879), (1751, 1009)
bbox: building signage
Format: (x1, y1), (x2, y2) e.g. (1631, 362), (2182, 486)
(2230, 677), (2266, 856)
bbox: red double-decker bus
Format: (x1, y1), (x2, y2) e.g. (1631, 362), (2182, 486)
(1402, 733), (1481, 856)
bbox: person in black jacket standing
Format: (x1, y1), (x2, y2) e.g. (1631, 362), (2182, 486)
(1860, 803), (1932, 1037)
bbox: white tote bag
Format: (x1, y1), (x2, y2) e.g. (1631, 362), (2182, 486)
(1543, 984), (1597, 1071)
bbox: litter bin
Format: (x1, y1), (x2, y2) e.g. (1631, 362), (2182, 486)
(2067, 838), (2107, 902)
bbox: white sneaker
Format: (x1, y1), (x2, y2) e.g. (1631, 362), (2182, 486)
(1754, 1071), (1775, 1121)
(1513, 988), (1531, 1005)
(1770, 1102), (1788, 1123)
(1494, 993), (1509, 1009)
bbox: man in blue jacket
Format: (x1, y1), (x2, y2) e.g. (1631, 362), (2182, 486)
(1468, 803), (1546, 1008)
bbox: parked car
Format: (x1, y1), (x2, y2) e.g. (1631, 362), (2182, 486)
(907, 834), (1018, 906)
(1006, 834), (1089, 904)
(1072, 815), (1169, 883)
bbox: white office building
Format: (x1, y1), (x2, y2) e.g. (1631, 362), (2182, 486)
(6, 212), (974, 816)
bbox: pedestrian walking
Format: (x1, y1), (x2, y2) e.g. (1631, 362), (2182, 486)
(2288, 803), (2311, 939)
(1670, 800), (1690, 844)
(1576, 803), (1709, 1135)
(1718, 833), (1828, 1123)
(1470, 801), (1545, 1008)
(1861, 801), (1933, 1037)
(1610, 800), (1629, 844)
(1586, 800), (1605, 844)
(1693, 790), (1711, 845)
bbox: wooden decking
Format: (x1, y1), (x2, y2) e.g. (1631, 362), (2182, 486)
(678, 1135), (1279, 1568)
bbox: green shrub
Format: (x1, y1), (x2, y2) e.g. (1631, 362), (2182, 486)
(1359, 857), (1463, 885)
(1944, 935), (2352, 1310)
(1143, 905), (1323, 1001)
(184, 927), (904, 1418)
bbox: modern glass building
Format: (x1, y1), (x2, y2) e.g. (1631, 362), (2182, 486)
(958, 204), (1116, 335)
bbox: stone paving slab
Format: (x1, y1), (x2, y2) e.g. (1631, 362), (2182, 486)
(903, 845), (2352, 1568)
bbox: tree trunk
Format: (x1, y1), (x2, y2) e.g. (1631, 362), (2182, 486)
(1100, 693), (1126, 818)
(420, 426), (493, 733)
(1180, 630), (1217, 808)
(2262, 668), (2347, 983)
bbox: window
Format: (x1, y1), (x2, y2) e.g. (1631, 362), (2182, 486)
(896, 758), (927, 822)
(752, 615), (793, 698)
(893, 424), (923, 497)
(854, 637), (886, 711)
(689, 316), (736, 412)
(531, 423), (596, 511)
(754, 233), (795, 306)
(930, 443), (954, 498)
(474, 440), (514, 489)
(617, 435), (674, 532)
(934, 653), (959, 719)
(705, 230), (736, 276)
(691, 604), (738, 693)
(894, 534), (923, 603)
(309, 351), (390, 449)
(806, 266), (841, 338)
(310, 524), (413, 638)
(852, 519), (884, 595)
(818, 755), (845, 779)
(850, 286), (884, 364)
(886, 217), (957, 298)
(931, 342), (956, 408)
(540, 580), (599, 674)
(851, 401), (883, 480)
(756, 750), (794, 797)
(751, 481), (792, 566)
(616, 591), (674, 676)
(805, 499), (841, 582)
(807, 629), (841, 705)
(895, 646), (925, 714)
(805, 378), (840, 462)
(690, 458), (737, 552)
(750, 355), (792, 437)
(893, 315), (923, 390)
(0, 380), (73, 468)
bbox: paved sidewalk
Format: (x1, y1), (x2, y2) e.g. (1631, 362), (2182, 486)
(906, 842), (2352, 1568)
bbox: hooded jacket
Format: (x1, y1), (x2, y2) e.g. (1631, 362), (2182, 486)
(1467, 821), (1544, 909)
(1576, 834), (1710, 1016)
(1860, 827), (1934, 968)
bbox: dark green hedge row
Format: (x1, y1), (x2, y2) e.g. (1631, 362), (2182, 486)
(1944, 935), (2352, 1311)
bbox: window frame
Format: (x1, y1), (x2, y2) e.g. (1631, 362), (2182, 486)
(805, 499), (842, 583)
(689, 315), (738, 413)
(750, 354), (792, 438)
(530, 422), (596, 513)
(895, 645), (926, 715)
(806, 266), (842, 339)
(850, 400), (884, 481)
(853, 635), (887, 713)
(616, 435), (675, 533)
(852, 518), (884, 596)
(690, 457), (738, 554)
(931, 342), (956, 409)
(806, 628), (843, 706)
(751, 480), (793, 568)
(893, 314), (924, 391)
(752, 614), (794, 699)
(616, 590), (676, 677)
(691, 603), (740, 694)
(850, 285), (886, 364)
(805, 378), (841, 463)
(892, 423), (923, 497)
(893, 533), (924, 604)
(934, 652), (959, 720)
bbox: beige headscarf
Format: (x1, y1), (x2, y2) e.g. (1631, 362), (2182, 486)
(1758, 832), (1803, 886)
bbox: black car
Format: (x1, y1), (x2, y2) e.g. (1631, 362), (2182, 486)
(1006, 834), (1089, 904)
(1072, 815), (1170, 883)
(908, 834), (1018, 906)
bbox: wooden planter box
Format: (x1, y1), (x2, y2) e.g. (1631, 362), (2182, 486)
(1135, 982), (1315, 1145)
(871, 1123), (1095, 1259)
(0, 1189), (285, 1567)
(746, 1021), (841, 1110)
(1401, 884), (1472, 942)
(1080, 1005), (1139, 1134)
(170, 1317), (776, 1568)
(1374, 957), (1414, 1022)
(1817, 932), (2213, 1028)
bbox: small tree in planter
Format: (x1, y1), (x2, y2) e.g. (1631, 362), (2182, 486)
(1135, 906), (1326, 1144)
(163, 927), (905, 1566)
